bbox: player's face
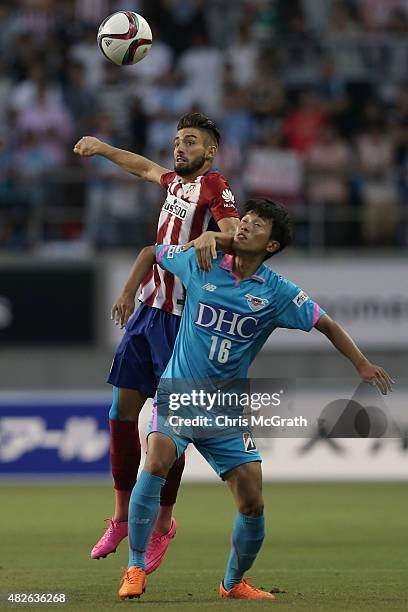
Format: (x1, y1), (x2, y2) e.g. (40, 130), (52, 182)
(233, 211), (279, 257)
(173, 128), (213, 176)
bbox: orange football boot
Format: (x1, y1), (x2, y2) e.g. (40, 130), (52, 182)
(118, 566), (147, 600)
(219, 578), (275, 600)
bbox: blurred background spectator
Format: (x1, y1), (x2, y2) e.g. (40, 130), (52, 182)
(0, 0), (407, 253)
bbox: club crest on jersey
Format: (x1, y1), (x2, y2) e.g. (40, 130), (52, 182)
(184, 183), (198, 196)
(243, 432), (257, 452)
(245, 294), (269, 312)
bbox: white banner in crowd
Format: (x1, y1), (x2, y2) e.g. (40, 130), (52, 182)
(106, 258), (408, 350)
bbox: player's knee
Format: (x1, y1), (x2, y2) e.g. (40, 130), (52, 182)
(144, 456), (173, 478)
(238, 498), (264, 517)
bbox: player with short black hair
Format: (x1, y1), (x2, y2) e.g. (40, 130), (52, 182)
(116, 200), (393, 600)
(242, 198), (293, 257)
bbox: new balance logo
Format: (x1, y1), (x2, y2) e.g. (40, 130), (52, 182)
(202, 283), (217, 292)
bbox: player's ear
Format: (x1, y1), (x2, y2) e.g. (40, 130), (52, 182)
(206, 144), (217, 161)
(266, 240), (280, 256)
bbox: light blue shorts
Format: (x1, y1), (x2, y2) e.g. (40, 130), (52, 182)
(148, 403), (262, 479)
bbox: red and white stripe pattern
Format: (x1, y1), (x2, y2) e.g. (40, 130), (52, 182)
(139, 170), (238, 315)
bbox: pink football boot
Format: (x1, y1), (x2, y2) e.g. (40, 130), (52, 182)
(91, 518), (128, 559)
(145, 517), (177, 575)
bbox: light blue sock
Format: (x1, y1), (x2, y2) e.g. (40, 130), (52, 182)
(223, 512), (265, 591)
(128, 471), (165, 570)
(108, 386), (120, 421)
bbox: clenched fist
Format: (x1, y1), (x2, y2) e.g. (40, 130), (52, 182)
(73, 136), (103, 157)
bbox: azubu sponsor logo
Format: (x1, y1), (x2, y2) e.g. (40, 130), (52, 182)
(194, 302), (258, 338)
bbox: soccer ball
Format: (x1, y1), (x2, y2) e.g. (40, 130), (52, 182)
(97, 11), (152, 66)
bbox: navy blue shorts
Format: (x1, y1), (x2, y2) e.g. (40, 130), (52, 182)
(107, 303), (181, 397)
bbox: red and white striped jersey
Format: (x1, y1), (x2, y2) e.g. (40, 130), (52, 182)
(139, 170), (239, 315)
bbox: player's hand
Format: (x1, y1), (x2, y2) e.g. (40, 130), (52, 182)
(183, 232), (217, 272)
(357, 362), (394, 395)
(73, 136), (103, 157)
(111, 292), (136, 329)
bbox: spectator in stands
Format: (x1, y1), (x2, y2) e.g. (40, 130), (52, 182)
(97, 62), (133, 142)
(140, 70), (190, 122)
(10, 63), (63, 113)
(15, 78), (73, 168)
(0, 133), (28, 251)
(283, 89), (327, 156)
(69, 24), (105, 88)
(306, 122), (353, 246)
(281, 5), (322, 87)
(13, 129), (54, 210)
(220, 88), (255, 149)
(0, 60), (13, 130)
(63, 59), (99, 138)
(356, 109), (399, 245)
(247, 49), (286, 134)
(245, 125), (304, 208)
(177, 33), (224, 116)
(82, 114), (145, 249)
(225, 19), (259, 87)
(324, 1), (366, 82)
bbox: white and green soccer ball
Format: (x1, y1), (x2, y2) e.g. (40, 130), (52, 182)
(97, 11), (152, 66)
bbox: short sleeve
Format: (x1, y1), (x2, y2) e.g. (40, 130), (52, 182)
(275, 281), (326, 332)
(205, 173), (240, 223)
(156, 244), (195, 287)
(160, 171), (176, 188)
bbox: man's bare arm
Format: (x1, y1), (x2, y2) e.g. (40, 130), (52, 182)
(315, 314), (394, 394)
(73, 136), (170, 184)
(183, 217), (239, 271)
(111, 245), (156, 328)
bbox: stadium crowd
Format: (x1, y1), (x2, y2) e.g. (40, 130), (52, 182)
(0, 0), (407, 252)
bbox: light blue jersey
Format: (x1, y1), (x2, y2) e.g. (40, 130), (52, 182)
(156, 245), (325, 380)
(151, 244), (326, 477)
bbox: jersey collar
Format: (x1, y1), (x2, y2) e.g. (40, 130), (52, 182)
(219, 254), (266, 283)
(176, 167), (219, 184)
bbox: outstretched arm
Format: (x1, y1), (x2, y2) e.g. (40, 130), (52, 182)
(73, 137), (170, 184)
(111, 245), (156, 328)
(315, 314), (394, 394)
